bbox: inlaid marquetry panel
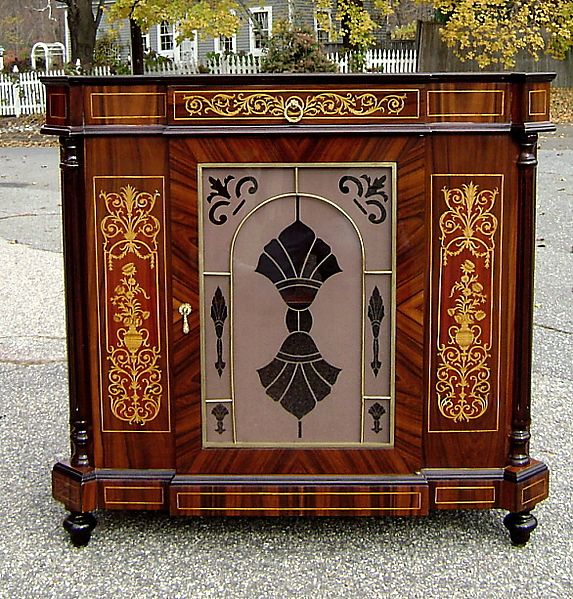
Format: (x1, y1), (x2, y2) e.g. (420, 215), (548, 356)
(94, 176), (171, 433)
(428, 174), (503, 433)
(171, 88), (421, 124)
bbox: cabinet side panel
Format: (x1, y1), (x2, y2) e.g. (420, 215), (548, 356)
(425, 134), (516, 468)
(85, 137), (174, 469)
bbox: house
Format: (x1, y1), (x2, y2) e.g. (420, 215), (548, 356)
(90, 0), (402, 68)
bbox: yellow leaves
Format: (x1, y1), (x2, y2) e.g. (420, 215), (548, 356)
(107, 0), (241, 39)
(431, 0), (573, 67)
(105, 0), (572, 66)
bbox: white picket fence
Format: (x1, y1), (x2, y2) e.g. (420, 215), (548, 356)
(328, 47), (418, 74)
(146, 47), (416, 75)
(205, 54), (262, 75)
(144, 61), (200, 75)
(0, 67), (112, 116)
(0, 47), (417, 116)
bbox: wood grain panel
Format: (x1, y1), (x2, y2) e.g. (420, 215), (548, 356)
(102, 484), (166, 510)
(84, 86), (167, 125)
(45, 86), (68, 125)
(171, 134), (426, 476)
(427, 84), (507, 122)
(170, 482), (428, 516)
(425, 135), (516, 468)
(433, 484), (497, 508)
(84, 137), (175, 469)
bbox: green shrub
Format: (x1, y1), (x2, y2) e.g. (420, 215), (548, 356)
(260, 21), (337, 73)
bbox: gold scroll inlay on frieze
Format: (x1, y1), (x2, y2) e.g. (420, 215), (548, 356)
(182, 91), (408, 123)
(436, 181), (499, 424)
(100, 184), (163, 426)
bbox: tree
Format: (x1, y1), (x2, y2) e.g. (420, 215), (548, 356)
(260, 20), (337, 72)
(107, 0), (241, 42)
(431, 0), (573, 67)
(55, 0), (105, 68)
(108, 0), (395, 56)
(45, 0), (573, 71)
(0, 0), (64, 66)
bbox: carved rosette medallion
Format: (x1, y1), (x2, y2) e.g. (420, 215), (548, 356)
(178, 90), (415, 123)
(98, 181), (165, 429)
(435, 180), (500, 425)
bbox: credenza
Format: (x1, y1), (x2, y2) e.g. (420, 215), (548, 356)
(42, 73), (553, 546)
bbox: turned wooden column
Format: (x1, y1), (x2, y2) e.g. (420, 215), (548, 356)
(509, 131), (538, 466)
(60, 136), (91, 468)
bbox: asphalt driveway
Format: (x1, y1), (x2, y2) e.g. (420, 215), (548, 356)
(0, 131), (571, 598)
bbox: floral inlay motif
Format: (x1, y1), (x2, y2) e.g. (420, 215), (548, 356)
(439, 182), (498, 268)
(107, 263), (162, 425)
(100, 184), (161, 270)
(183, 92), (407, 123)
(436, 260), (490, 423)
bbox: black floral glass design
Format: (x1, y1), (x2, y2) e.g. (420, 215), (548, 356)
(255, 201), (342, 438)
(207, 175), (258, 225)
(211, 403), (229, 435)
(210, 286), (228, 377)
(368, 402), (386, 434)
(367, 286), (385, 377)
(339, 174), (389, 224)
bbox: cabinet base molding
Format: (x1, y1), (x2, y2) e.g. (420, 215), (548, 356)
(53, 461), (548, 531)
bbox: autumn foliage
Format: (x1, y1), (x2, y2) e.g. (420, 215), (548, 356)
(431, 0), (573, 67)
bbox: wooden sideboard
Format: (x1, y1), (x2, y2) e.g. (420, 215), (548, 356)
(42, 73), (554, 546)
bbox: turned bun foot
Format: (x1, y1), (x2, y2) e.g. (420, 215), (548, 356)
(503, 510), (538, 546)
(63, 512), (97, 547)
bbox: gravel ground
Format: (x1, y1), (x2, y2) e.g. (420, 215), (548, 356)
(0, 130), (571, 598)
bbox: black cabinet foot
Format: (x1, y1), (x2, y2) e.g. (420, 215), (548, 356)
(503, 510), (537, 546)
(63, 512), (97, 547)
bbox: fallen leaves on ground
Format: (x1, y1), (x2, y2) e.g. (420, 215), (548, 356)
(0, 114), (58, 147)
(550, 88), (573, 123)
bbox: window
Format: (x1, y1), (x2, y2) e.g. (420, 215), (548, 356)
(142, 33), (151, 53)
(214, 34), (237, 54)
(179, 34), (198, 64)
(315, 9), (332, 45)
(249, 7), (272, 55)
(159, 21), (174, 53)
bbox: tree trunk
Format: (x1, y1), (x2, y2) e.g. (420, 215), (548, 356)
(65, 0), (98, 69)
(130, 19), (144, 75)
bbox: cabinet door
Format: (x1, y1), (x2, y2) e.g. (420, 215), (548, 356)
(171, 135), (426, 475)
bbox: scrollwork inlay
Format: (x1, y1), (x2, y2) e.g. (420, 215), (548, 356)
(439, 182), (498, 268)
(100, 184), (161, 270)
(436, 260), (490, 423)
(108, 263), (162, 425)
(183, 91), (408, 122)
